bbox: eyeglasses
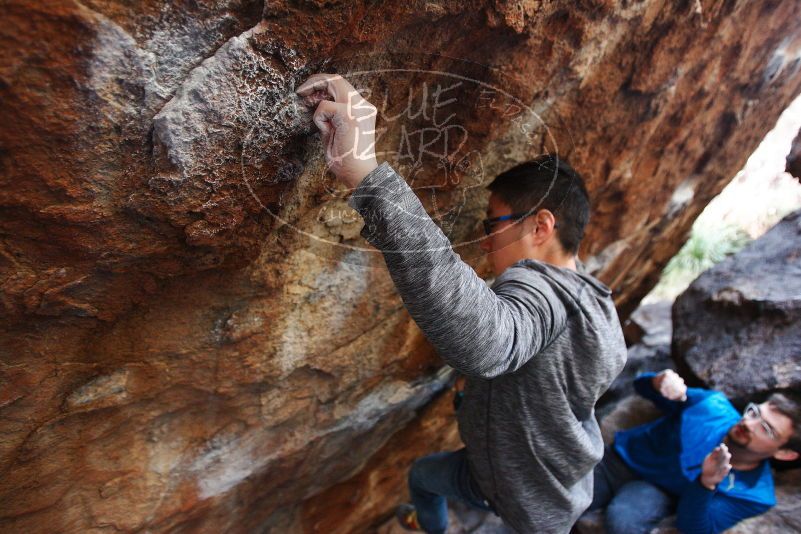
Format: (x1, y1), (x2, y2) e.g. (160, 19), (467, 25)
(743, 402), (778, 440)
(482, 211), (559, 236)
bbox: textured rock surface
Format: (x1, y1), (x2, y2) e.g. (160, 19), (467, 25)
(3, 1), (801, 532)
(302, 389), (463, 534)
(673, 209), (801, 402)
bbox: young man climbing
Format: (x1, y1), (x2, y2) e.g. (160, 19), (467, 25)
(296, 73), (628, 533)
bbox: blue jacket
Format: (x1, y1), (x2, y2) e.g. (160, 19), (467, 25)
(614, 372), (775, 534)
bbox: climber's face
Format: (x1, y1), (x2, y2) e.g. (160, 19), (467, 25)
(726, 401), (798, 461)
(480, 194), (518, 276)
(479, 193), (559, 277)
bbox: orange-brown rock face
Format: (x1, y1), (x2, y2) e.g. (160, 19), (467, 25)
(2, 1), (801, 532)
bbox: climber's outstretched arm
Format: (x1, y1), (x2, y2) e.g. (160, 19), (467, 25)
(297, 73), (566, 378)
(347, 161), (567, 378)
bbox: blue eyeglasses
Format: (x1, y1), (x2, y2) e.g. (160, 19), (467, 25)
(482, 211), (559, 236)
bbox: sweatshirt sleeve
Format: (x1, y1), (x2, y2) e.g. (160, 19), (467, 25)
(346, 162), (567, 379)
(633, 372), (683, 414)
(676, 478), (771, 534)
(633, 372), (714, 414)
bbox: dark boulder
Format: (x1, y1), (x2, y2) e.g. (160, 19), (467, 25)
(672, 209), (801, 403)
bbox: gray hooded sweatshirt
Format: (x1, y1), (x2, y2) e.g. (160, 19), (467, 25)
(347, 162), (628, 533)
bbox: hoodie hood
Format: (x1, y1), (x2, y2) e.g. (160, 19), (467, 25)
(512, 258), (613, 298)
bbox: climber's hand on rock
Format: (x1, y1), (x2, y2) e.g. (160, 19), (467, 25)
(700, 443), (732, 490)
(652, 369), (688, 401)
(296, 73), (379, 189)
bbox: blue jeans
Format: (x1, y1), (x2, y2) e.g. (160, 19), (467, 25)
(408, 448), (496, 534)
(587, 445), (676, 534)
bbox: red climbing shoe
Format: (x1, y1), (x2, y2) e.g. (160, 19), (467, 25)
(396, 503), (422, 531)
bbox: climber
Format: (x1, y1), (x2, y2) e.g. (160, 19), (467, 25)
(296, 73), (628, 534)
(583, 369), (801, 534)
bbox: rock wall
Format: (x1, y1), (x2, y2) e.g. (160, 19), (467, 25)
(673, 208), (801, 402)
(2, 1), (801, 532)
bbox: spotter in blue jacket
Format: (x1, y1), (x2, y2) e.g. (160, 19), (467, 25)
(613, 372), (775, 534)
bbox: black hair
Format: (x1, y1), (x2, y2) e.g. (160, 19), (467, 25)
(487, 154), (590, 255)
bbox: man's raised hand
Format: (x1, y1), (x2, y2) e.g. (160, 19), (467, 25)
(296, 73), (379, 189)
(700, 443), (733, 490)
(652, 369), (688, 402)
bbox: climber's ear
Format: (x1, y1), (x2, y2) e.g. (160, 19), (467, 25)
(773, 448), (799, 462)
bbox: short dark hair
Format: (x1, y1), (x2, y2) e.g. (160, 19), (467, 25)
(487, 154), (590, 255)
(768, 391), (801, 453)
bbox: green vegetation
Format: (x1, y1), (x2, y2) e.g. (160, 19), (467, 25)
(648, 224), (751, 301)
